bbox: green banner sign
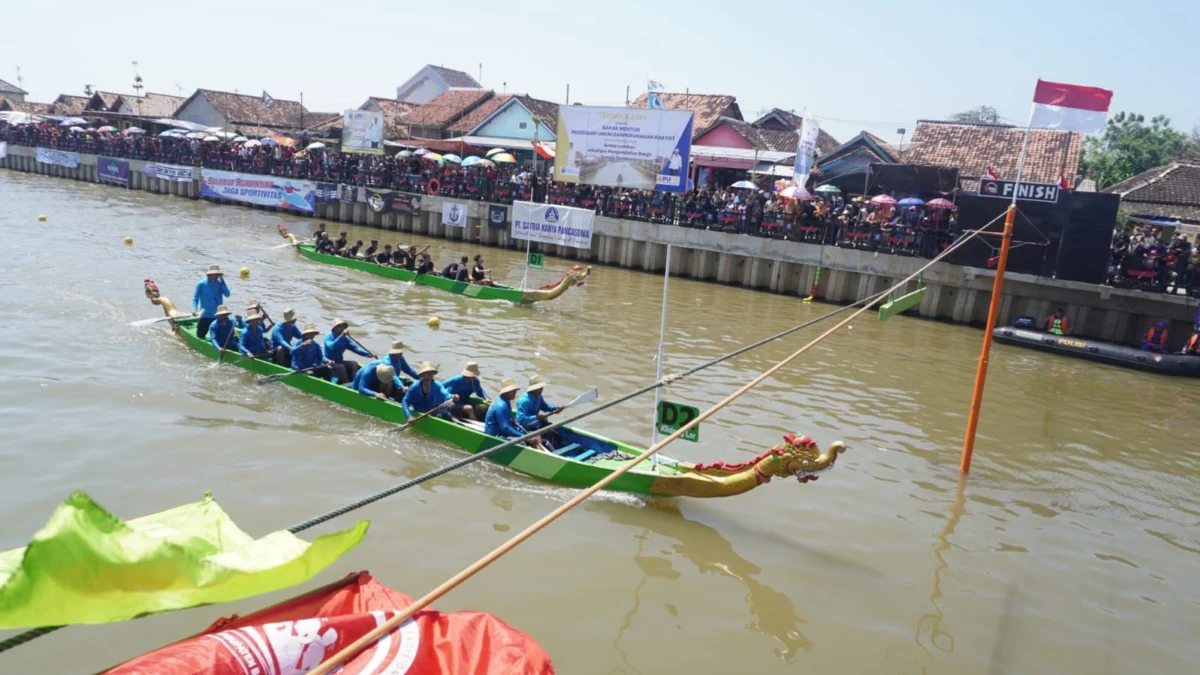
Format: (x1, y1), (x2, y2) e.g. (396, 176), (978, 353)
(656, 400), (699, 442)
(527, 252), (544, 269)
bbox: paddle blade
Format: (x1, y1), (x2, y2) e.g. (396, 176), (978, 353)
(564, 388), (598, 408)
(130, 316), (175, 327)
(268, 241), (294, 250)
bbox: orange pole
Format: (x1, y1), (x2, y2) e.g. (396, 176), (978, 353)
(960, 204), (1015, 474)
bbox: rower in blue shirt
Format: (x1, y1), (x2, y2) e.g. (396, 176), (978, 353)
(352, 363), (398, 400)
(237, 312), (269, 360)
(442, 361), (490, 421)
(484, 378), (533, 444)
(516, 375), (560, 449)
(235, 299), (272, 331)
(192, 264), (231, 339)
(208, 305), (237, 355)
(401, 362), (451, 420)
(323, 318), (374, 384)
(381, 340), (420, 381)
(269, 309), (302, 366)
(290, 324), (333, 381)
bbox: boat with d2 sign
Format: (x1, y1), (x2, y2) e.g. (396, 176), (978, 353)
(993, 326), (1200, 376)
(279, 227), (590, 304)
(145, 285), (844, 498)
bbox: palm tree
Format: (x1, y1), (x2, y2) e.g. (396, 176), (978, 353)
(131, 61), (144, 116)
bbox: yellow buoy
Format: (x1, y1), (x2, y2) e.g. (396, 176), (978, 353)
(38, 215), (46, 222)
(239, 267), (250, 278)
(428, 316), (441, 328)
(124, 237), (133, 245)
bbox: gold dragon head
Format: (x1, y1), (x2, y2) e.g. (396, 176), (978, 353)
(767, 433), (846, 483)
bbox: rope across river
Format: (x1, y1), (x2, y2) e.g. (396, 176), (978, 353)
(0, 221), (996, 656)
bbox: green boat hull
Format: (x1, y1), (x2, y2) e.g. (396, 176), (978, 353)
(295, 244), (532, 303)
(172, 318), (686, 496)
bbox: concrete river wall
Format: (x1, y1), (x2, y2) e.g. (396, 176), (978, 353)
(3, 144), (1195, 349)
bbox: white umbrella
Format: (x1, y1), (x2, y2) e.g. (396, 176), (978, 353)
(243, 139), (262, 147)
(211, 130), (239, 140)
(186, 131), (208, 139)
(202, 136), (220, 142)
(730, 180), (760, 190)
(123, 127), (146, 135)
(306, 141), (326, 150)
(231, 136), (248, 143)
(69, 126), (85, 133)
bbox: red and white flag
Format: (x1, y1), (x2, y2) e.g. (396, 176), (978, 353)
(985, 166), (999, 180)
(1030, 79), (1113, 134)
(1058, 173), (1070, 190)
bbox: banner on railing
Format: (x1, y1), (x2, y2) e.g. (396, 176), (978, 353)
(512, 201), (595, 249)
(553, 105), (693, 193)
(366, 189), (422, 216)
(442, 201), (467, 227)
(341, 110), (384, 155)
(487, 204), (508, 229)
(144, 163), (196, 182)
(315, 182), (339, 204)
(340, 184), (357, 203)
(0, 142), (7, 160)
(36, 147), (79, 168)
(97, 157), (130, 186)
(200, 169), (315, 213)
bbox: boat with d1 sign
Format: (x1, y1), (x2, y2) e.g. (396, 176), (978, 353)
(144, 285), (844, 498)
(993, 325), (1200, 376)
(278, 227), (590, 304)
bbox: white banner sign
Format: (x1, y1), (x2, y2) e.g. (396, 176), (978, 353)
(36, 147), (79, 168)
(0, 142), (7, 160)
(441, 201), (467, 228)
(144, 163), (196, 182)
(512, 201), (595, 250)
(200, 168), (316, 213)
(792, 115), (820, 190)
(553, 105), (693, 193)
(341, 109), (384, 154)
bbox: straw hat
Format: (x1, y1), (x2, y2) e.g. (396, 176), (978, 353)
(215, 305), (232, 317)
(282, 309), (297, 322)
(376, 364), (395, 379)
(498, 378), (521, 396)
(301, 323), (320, 337)
(332, 318), (349, 330)
(388, 340), (407, 356)
(206, 264), (222, 275)
(527, 375), (548, 392)
(246, 311), (263, 322)
(246, 299), (263, 310)
(416, 361), (438, 376)
(462, 361), (481, 378)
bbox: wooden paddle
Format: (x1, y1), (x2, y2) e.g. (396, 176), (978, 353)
(392, 399), (454, 433)
(347, 333), (378, 359)
(257, 364), (322, 385)
(215, 322), (237, 366)
(129, 314), (187, 327)
(550, 387), (599, 414)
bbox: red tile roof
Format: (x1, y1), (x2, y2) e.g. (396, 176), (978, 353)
(366, 96), (416, 117)
(516, 95), (559, 132)
(130, 93), (185, 118)
(449, 94), (514, 134)
(404, 89), (492, 129)
(189, 89), (308, 128)
(90, 92), (123, 111)
(50, 94), (90, 116)
(0, 97), (50, 114)
(629, 92), (742, 137)
(904, 120), (1083, 188)
(1105, 161), (1200, 223)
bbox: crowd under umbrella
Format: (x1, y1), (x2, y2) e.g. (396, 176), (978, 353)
(870, 194), (898, 207)
(485, 147), (506, 157)
(814, 184), (841, 195)
(491, 152), (517, 164)
(730, 180), (760, 190)
(897, 197), (925, 208)
(927, 198), (956, 210)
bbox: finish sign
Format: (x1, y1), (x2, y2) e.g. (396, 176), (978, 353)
(656, 400), (700, 442)
(527, 252), (544, 269)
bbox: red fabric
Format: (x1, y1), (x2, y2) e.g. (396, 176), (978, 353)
(1033, 79), (1113, 112)
(1058, 173), (1070, 190)
(532, 142), (555, 160)
(106, 572), (553, 675)
(985, 166), (999, 180)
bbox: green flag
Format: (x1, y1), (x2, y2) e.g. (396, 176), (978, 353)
(0, 491), (368, 629)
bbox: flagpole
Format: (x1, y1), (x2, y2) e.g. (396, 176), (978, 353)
(959, 107), (1029, 474)
(650, 244), (672, 469)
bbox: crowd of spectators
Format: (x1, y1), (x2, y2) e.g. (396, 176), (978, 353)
(1109, 224), (1200, 296)
(3, 120), (964, 260)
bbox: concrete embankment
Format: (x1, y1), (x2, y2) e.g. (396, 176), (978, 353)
(3, 145), (1194, 349)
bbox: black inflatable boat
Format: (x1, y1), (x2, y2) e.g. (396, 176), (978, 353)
(993, 326), (1200, 377)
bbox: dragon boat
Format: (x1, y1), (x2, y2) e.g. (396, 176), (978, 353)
(145, 287), (844, 499)
(279, 228), (591, 304)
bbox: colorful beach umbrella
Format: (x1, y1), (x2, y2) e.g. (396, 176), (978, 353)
(814, 184), (841, 194)
(780, 186), (814, 200)
(927, 198), (956, 210)
(442, 154), (463, 164)
(485, 147), (507, 157)
(97, 126), (118, 133)
(870, 194), (898, 206)
(491, 153), (517, 164)
(461, 156), (483, 167)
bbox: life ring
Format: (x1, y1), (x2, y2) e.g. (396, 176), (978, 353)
(427, 179), (440, 196)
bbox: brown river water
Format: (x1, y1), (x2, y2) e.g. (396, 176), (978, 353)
(1, 171), (1198, 674)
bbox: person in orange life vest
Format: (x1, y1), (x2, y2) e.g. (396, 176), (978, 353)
(1142, 321), (1169, 353)
(1181, 331), (1200, 356)
(1046, 308), (1070, 335)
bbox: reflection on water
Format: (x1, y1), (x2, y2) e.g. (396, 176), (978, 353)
(914, 475), (966, 662)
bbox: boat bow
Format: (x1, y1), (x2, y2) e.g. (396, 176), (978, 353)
(521, 265), (592, 303)
(649, 433), (845, 498)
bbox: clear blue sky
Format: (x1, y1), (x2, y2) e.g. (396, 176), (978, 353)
(4, 0), (1196, 144)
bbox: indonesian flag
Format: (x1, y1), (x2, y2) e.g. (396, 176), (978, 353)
(1058, 173), (1070, 190)
(532, 141), (555, 160)
(106, 572), (554, 675)
(1030, 79), (1113, 134)
(985, 166), (999, 180)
